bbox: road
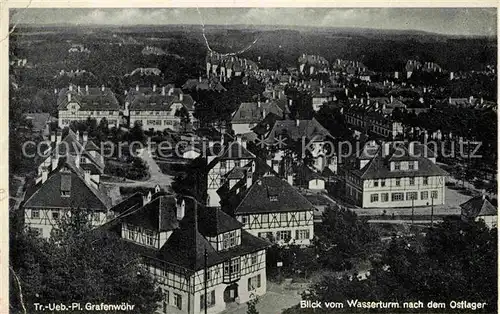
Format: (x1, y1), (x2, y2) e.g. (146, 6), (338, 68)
(101, 148), (174, 203)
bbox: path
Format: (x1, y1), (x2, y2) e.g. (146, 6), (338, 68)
(101, 148), (174, 203)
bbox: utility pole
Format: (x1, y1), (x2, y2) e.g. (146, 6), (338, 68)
(204, 248), (208, 314)
(430, 196), (434, 228)
(411, 198), (414, 228)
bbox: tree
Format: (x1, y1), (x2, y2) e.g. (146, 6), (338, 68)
(129, 121), (146, 144)
(246, 296), (260, 314)
(10, 208), (162, 313)
(175, 106), (190, 132)
(286, 217), (497, 313)
(314, 205), (380, 271)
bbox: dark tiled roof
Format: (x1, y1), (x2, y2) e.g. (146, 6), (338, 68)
(461, 196), (497, 218)
(57, 86), (120, 111)
(234, 175), (315, 214)
(264, 118), (333, 144)
(231, 102), (283, 124)
(121, 193), (179, 232)
(353, 143), (447, 180)
(198, 207), (243, 237)
(24, 159), (112, 211)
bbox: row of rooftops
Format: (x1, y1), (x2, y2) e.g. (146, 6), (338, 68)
(56, 84), (196, 112)
(206, 51), (258, 72)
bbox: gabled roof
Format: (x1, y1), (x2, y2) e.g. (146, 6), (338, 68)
(57, 85), (120, 111)
(234, 175), (315, 214)
(24, 158), (112, 211)
(461, 196), (497, 218)
(264, 118), (333, 144)
(352, 143), (447, 180)
(231, 101), (284, 124)
(205, 141), (256, 168)
(120, 193), (179, 232)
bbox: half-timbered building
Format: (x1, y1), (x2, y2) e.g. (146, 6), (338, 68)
(104, 190), (269, 314)
(22, 154), (112, 239)
(225, 175), (315, 246)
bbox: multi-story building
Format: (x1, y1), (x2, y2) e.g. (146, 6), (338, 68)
(262, 118), (337, 174)
(124, 85), (196, 132)
(58, 84), (121, 129)
(344, 97), (404, 139)
(226, 175), (315, 246)
(343, 141), (448, 208)
(198, 137), (256, 208)
(298, 54), (329, 75)
(312, 87), (333, 112)
(105, 190), (269, 314)
(23, 156), (112, 238)
(231, 100), (285, 135)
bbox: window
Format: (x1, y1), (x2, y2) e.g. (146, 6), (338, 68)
(395, 179), (401, 186)
(261, 214), (269, 224)
(394, 162), (400, 170)
(392, 193), (404, 201)
(381, 193), (389, 202)
(200, 290), (216, 310)
(406, 192), (418, 200)
(431, 190), (438, 199)
(295, 229), (310, 240)
(409, 178), (415, 185)
(299, 212), (307, 222)
(250, 253), (258, 265)
(145, 229), (155, 246)
(242, 216), (248, 224)
(224, 258), (241, 275)
(222, 231), (237, 249)
(269, 195), (278, 202)
(109, 111), (114, 115)
(280, 213), (288, 226)
(423, 177), (429, 185)
(174, 293), (182, 310)
(277, 230), (291, 241)
(248, 274), (261, 291)
(409, 162), (415, 170)
(31, 209), (40, 219)
(220, 161), (226, 169)
(374, 180), (379, 187)
(421, 191), (428, 200)
(370, 194), (379, 202)
(92, 213), (100, 222)
(61, 191), (71, 197)
(52, 211), (60, 220)
(235, 160), (241, 167)
(381, 180), (386, 187)
(163, 289), (169, 304)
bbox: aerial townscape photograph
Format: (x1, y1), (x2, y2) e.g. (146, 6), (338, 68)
(5, 6), (498, 314)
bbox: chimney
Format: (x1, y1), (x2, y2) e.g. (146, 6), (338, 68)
(77, 85), (81, 93)
(296, 119), (300, 127)
(85, 85), (89, 93)
(390, 95), (394, 103)
(246, 173), (253, 188)
(41, 167), (49, 183)
(136, 85), (139, 92)
(84, 169), (91, 184)
(168, 88), (173, 96)
(257, 100), (261, 108)
(67, 93), (71, 102)
(162, 86), (166, 96)
(199, 76), (202, 83)
(408, 142), (415, 156)
(469, 96), (473, 104)
(51, 155), (58, 171)
(69, 85), (73, 92)
(76, 130), (80, 141)
(319, 87), (323, 94)
(56, 130), (62, 144)
(101, 85), (105, 92)
(83, 131), (88, 143)
(287, 175), (294, 186)
(383, 142), (391, 157)
(142, 191), (152, 206)
(50, 132), (56, 143)
(345, 88), (348, 96)
(481, 97), (484, 104)
(153, 84), (157, 92)
(176, 198), (186, 220)
(236, 134), (242, 145)
(273, 90), (276, 99)
(54, 88), (58, 94)
(448, 97), (452, 104)
(179, 93), (183, 101)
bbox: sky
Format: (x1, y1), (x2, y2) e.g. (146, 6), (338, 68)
(10, 8), (497, 36)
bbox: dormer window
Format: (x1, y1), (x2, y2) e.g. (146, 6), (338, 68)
(269, 195), (278, 202)
(394, 162), (401, 170)
(222, 231), (237, 250)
